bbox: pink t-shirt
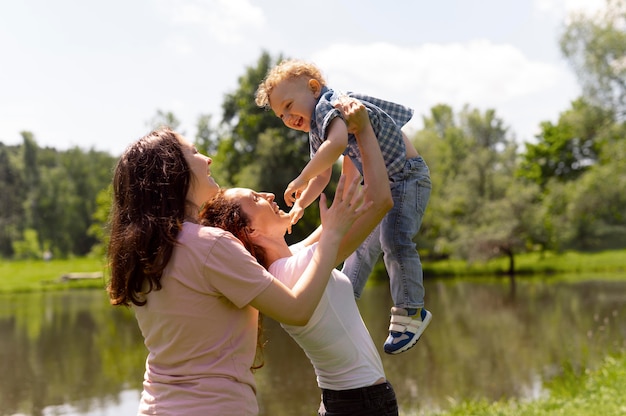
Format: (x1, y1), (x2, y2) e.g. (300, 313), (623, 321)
(134, 222), (274, 416)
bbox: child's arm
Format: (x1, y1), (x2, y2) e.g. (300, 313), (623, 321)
(284, 117), (348, 207)
(297, 157), (358, 239)
(288, 167), (331, 231)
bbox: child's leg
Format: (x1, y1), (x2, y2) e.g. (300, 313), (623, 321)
(341, 224), (382, 299)
(382, 157), (432, 354)
(382, 157), (431, 309)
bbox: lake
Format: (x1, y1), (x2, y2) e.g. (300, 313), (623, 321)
(1, 275), (625, 415)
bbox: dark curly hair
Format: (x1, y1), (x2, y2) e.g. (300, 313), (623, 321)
(198, 189), (269, 268)
(107, 127), (191, 307)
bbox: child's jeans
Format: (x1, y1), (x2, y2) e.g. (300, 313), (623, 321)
(318, 381), (398, 416)
(342, 156), (431, 309)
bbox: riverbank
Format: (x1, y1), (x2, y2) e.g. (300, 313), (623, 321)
(2, 248), (625, 293)
(431, 352), (626, 416)
(424, 248), (626, 278)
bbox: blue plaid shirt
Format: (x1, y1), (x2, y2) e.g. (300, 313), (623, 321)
(309, 87), (414, 179)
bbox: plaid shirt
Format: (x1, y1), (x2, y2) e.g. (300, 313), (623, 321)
(309, 87), (414, 179)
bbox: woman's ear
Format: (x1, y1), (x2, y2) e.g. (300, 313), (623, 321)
(308, 79), (321, 98)
(246, 226), (259, 238)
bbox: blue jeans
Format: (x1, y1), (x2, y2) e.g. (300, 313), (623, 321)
(318, 381), (398, 416)
(341, 156), (431, 309)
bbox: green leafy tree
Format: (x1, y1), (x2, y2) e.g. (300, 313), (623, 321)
(543, 132), (626, 250)
(416, 104), (541, 271)
(560, 0), (626, 118)
(11, 229), (41, 260)
(0, 144), (25, 257)
(518, 98), (613, 188)
(88, 185), (113, 259)
(148, 110), (182, 133)
(61, 147), (116, 255)
(195, 113), (219, 156)
(16, 134), (116, 258)
(219, 51), (288, 185)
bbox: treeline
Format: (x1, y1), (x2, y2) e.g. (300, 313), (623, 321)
(0, 0), (624, 268)
(0, 133), (116, 259)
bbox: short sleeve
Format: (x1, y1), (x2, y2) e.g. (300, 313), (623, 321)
(201, 228), (275, 308)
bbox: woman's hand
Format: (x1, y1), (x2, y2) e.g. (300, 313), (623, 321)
(318, 175), (371, 239)
(334, 97), (371, 136)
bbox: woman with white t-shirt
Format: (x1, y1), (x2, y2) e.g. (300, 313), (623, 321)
(200, 98), (398, 416)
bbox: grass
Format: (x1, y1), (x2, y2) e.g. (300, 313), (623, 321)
(428, 352), (626, 416)
(421, 248), (626, 278)
(0, 256), (107, 293)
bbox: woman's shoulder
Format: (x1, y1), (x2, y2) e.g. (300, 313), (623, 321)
(181, 222), (261, 271)
(183, 221), (225, 235)
(181, 222), (239, 247)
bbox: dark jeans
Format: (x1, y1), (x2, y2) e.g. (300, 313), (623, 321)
(318, 381), (398, 416)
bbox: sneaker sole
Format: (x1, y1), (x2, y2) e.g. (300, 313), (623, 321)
(384, 310), (432, 355)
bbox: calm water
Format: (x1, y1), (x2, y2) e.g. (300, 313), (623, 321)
(1, 276), (625, 416)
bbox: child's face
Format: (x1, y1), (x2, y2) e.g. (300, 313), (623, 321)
(269, 77), (321, 133)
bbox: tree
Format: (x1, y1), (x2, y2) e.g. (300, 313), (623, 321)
(517, 98), (613, 188)
(0, 145), (25, 257)
(560, 0), (626, 119)
(195, 113), (219, 156)
(218, 51), (307, 185)
(543, 132), (626, 250)
(417, 104), (539, 271)
(14, 134), (116, 258)
(88, 185), (113, 259)
(148, 110), (182, 132)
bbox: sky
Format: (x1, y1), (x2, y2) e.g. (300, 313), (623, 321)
(0, 0), (607, 156)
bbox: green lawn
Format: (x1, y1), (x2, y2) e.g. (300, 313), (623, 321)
(0, 256), (107, 293)
(430, 353), (626, 416)
(425, 248), (626, 277)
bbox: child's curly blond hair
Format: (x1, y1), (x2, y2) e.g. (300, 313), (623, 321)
(255, 59), (327, 109)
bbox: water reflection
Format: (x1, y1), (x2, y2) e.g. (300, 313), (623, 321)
(1, 277), (625, 415)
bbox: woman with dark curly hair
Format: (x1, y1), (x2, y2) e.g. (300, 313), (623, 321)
(106, 123), (371, 415)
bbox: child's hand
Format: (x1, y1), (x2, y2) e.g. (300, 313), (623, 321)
(333, 97), (370, 136)
(287, 203), (305, 234)
(284, 176), (308, 207)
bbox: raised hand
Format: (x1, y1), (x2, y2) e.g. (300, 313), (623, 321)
(318, 175), (372, 238)
(333, 97), (371, 136)
(284, 175), (308, 207)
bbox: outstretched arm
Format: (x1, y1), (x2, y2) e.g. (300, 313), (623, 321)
(334, 98), (392, 263)
(300, 99), (393, 264)
(284, 117), (348, 207)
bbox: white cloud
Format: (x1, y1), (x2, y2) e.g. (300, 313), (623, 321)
(159, 0), (266, 44)
(313, 40), (566, 108)
(165, 35), (195, 55)
(312, 40), (578, 141)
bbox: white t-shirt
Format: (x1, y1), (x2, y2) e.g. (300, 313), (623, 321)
(135, 222), (274, 416)
(268, 243), (385, 390)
